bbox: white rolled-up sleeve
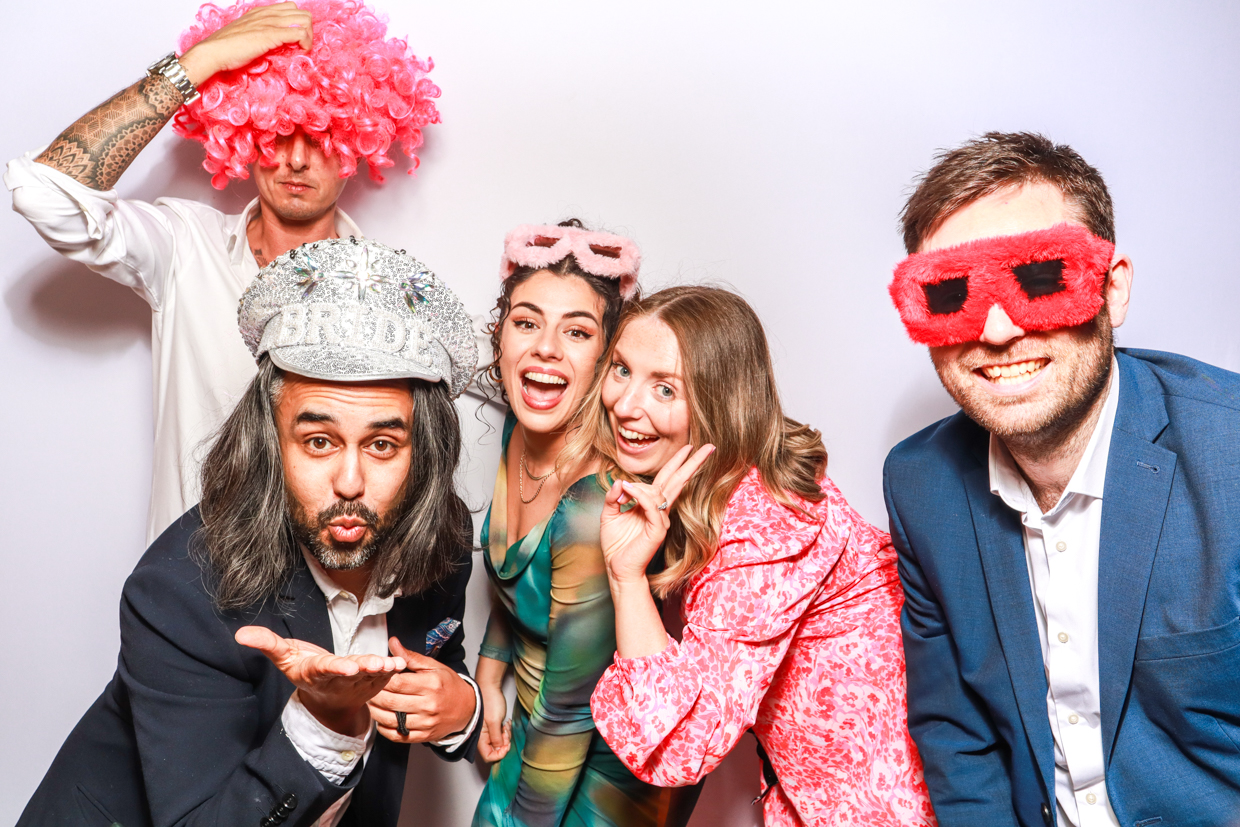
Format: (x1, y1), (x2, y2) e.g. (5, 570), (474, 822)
(280, 690), (372, 785)
(6, 150), (176, 309)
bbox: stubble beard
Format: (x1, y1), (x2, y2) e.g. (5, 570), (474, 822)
(290, 499), (390, 572)
(932, 312), (1114, 457)
(270, 195), (333, 224)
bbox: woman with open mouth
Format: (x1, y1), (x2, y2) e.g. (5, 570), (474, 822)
(571, 286), (937, 826)
(471, 221), (699, 827)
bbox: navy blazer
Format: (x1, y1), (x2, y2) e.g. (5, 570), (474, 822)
(18, 507), (478, 827)
(884, 349), (1240, 827)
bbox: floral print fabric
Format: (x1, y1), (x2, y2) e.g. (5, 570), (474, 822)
(590, 468), (936, 826)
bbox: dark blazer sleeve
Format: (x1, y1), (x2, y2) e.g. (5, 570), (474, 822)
(118, 544), (360, 827)
(884, 453), (1021, 827)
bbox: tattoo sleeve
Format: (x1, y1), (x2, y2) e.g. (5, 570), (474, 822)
(36, 75), (184, 191)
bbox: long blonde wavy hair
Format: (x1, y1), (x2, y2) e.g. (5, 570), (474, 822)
(562, 286), (828, 597)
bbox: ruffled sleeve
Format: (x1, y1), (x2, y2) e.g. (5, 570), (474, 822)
(591, 469), (855, 786)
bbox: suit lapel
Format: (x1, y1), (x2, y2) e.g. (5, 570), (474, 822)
(1097, 354), (1175, 763)
(383, 592), (425, 656)
(275, 559), (333, 650)
(963, 458), (1057, 795)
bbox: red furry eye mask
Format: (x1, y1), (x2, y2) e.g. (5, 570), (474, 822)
(889, 223), (1115, 347)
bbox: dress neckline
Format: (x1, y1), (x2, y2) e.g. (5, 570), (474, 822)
(487, 413), (556, 581)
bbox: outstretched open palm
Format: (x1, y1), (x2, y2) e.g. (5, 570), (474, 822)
(600, 444), (715, 584)
(236, 625), (406, 736)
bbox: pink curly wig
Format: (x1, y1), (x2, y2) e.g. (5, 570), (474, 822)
(173, 0), (440, 189)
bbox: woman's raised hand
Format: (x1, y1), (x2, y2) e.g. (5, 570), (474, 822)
(600, 444), (715, 585)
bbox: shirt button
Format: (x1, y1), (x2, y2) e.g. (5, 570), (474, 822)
(1058, 632), (1069, 643)
(1068, 714), (1079, 724)
(1055, 540), (1067, 552)
(1086, 793), (1097, 805)
(341, 750), (356, 762)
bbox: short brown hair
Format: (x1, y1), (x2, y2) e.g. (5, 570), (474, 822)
(900, 132), (1114, 253)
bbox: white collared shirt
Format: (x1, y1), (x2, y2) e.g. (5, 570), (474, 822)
(5, 152), (363, 544)
(988, 360), (1121, 827)
(282, 548), (480, 826)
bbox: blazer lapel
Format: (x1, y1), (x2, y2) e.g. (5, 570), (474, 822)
(1097, 354), (1176, 763)
(275, 559), (333, 651)
(383, 592), (425, 657)
(964, 458), (1057, 795)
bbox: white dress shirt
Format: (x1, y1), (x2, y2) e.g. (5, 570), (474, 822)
(5, 152), (362, 544)
(283, 548), (480, 826)
(988, 361), (1121, 827)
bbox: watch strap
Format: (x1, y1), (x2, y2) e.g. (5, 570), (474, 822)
(147, 52), (200, 105)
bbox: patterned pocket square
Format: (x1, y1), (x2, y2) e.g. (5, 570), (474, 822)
(425, 618), (461, 657)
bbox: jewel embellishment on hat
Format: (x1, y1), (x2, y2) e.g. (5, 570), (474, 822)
(293, 250), (330, 298)
(399, 274), (434, 310)
(295, 240), (438, 311)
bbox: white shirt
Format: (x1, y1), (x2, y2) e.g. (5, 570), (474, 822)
(988, 361), (1121, 827)
(5, 152), (362, 545)
(283, 548), (481, 826)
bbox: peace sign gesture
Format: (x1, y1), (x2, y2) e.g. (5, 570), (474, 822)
(600, 443), (716, 586)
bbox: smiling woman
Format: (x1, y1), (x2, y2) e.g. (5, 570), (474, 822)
(567, 286), (937, 826)
(470, 221), (701, 827)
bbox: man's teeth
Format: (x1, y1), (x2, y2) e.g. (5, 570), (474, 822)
(619, 426), (655, 442)
(525, 371), (567, 385)
(981, 359), (1048, 384)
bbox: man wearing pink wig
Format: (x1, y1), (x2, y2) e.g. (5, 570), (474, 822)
(6, 0), (441, 544)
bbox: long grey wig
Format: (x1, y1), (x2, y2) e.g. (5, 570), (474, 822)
(195, 357), (471, 611)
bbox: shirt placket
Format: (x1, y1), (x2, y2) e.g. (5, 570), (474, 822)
(331, 590), (363, 654)
(1042, 505), (1109, 826)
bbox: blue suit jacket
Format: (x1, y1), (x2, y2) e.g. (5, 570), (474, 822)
(884, 349), (1240, 827)
(18, 507), (479, 827)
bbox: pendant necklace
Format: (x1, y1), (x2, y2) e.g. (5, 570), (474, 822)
(519, 448), (555, 504)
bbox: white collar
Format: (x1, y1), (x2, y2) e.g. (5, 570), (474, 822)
(226, 198), (364, 265)
(299, 544), (398, 614)
(988, 357), (1121, 518)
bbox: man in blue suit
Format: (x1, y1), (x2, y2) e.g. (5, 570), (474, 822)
(884, 132), (1240, 827)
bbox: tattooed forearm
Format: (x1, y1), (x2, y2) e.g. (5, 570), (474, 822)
(36, 75), (184, 190)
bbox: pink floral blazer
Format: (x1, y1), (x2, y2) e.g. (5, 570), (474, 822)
(591, 469), (937, 826)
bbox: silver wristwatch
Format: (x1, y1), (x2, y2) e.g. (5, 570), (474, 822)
(147, 52), (200, 104)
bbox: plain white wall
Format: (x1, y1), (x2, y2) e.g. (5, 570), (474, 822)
(4, 1), (1240, 824)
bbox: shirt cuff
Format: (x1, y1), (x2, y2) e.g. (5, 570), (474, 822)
(431, 674), (482, 750)
(282, 690), (373, 785)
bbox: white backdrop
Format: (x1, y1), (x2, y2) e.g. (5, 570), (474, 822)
(4, 1), (1240, 824)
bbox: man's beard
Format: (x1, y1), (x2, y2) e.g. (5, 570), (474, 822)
(290, 499), (391, 572)
(931, 310), (1114, 453)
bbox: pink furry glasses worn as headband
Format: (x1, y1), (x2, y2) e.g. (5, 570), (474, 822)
(500, 225), (640, 299)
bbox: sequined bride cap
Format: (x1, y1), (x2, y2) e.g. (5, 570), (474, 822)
(238, 237), (477, 397)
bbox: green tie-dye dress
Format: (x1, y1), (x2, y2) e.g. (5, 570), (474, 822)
(472, 414), (699, 827)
